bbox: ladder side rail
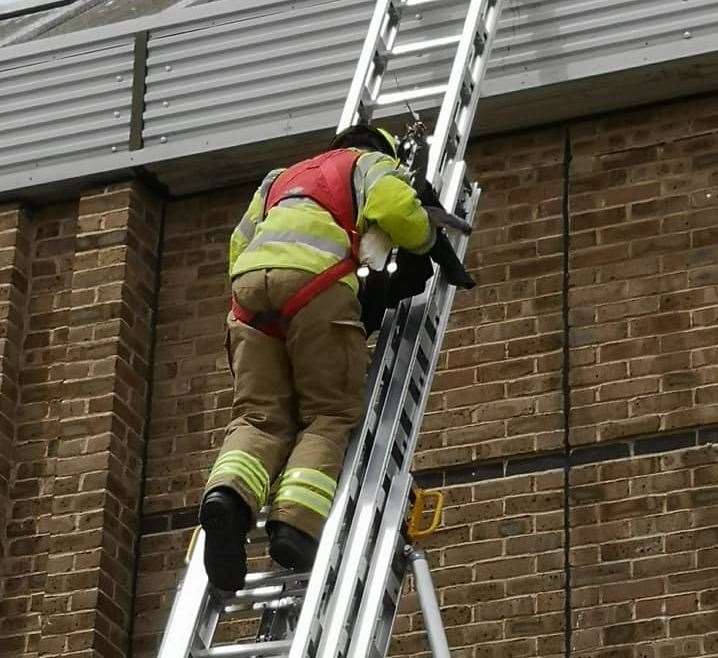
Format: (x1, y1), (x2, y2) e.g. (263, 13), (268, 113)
(312, 215), (472, 656)
(195, 588), (223, 653)
(308, 1), (496, 649)
(337, 0), (399, 130)
(427, 0), (504, 190)
(394, 183), (479, 477)
(392, 184), (478, 477)
(348, 183), (480, 658)
(426, 0), (493, 189)
(288, 305), (409, 656)
(313, 268), (458, 657)
(157, 531), (214, 658)
(314, 297), (429, 657)
(345, 471), (413, 658)
(448, 0), (505, 180)
(439, 159), (468, 213)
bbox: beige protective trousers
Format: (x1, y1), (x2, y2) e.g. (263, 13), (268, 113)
(204, 268), (368, 539)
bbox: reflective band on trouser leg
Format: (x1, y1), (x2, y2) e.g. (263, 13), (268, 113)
(206, 450), (270, 508)
(280, 468), (337, 499)
(208, 462), (265, 505)
(273, 468), (338, 518)
(274, 486), (332, 519)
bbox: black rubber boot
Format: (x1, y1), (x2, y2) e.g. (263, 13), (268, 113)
(200, 488), (252, 592)
(267, 521), (318, 572)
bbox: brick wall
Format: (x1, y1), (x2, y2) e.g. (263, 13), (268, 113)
(132, 188), (245, 652)
(418, 126), (566, 468)
(2, 199), (78, 658)
(0, 204), (30, 573)
(0, 183), (163, 658)
(392, 472), (565, 658)
(571, 445), (718, 657)
(2, 91), (718, 658)
(569, 98), (718, 445)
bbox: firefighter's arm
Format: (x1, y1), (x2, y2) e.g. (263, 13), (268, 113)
(359, 155), (435, 254)
(228, 169), (284, 275)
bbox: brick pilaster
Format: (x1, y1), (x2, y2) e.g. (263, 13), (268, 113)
(0, 204), (30, 571)
(569, 103), (718, 445)
(39, 183), (162, 658)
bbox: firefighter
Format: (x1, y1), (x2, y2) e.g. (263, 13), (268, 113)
(200, 124), (436, 592)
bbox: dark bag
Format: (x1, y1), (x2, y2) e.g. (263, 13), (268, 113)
(359, 230), (475, 334)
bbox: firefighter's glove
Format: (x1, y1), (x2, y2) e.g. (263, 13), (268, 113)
(425, 206), (472, 235)
(429, 230), (476, 290)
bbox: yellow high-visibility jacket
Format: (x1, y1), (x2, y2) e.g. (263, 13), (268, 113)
(228, 149), (435, 294)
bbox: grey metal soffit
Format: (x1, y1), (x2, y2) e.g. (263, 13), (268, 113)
(2, 0), (718, 194)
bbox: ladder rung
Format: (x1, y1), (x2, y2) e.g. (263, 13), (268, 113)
(242, 570), (310, 588)
(194, 639), (291, 657)
(403, 0), (447, 6)
(253, 595), (303, 612)
(384, 34), (461, 58)
(226, 585), (306, 612)
(374, 84), (447, 106)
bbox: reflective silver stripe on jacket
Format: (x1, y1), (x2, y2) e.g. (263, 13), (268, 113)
(354, 152), (413, 218)
(236, 215), (256, 242)
(353, 152), (386, 210)
(261, 169), (284, 197)
(274, 197), (313, 209)
(245, 230), (349, 260)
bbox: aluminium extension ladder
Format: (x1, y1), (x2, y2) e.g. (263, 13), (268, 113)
(158, 1), (505, 656)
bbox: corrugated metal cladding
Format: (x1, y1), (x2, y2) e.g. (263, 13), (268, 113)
(487, 0), (718, 93)
(143, 0), (377, 149)
(0, 33), (135, 178)
(1, 0), (718, 194)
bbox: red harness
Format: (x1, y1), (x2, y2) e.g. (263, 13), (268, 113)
(231, 149), (361, 339)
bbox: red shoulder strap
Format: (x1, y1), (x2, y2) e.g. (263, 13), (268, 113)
(316, 150), (360, 233)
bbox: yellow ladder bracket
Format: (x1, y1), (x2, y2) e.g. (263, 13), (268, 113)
(407, 487), (444, 540)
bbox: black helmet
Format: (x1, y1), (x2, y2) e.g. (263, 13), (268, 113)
(330, 124), (397, 158)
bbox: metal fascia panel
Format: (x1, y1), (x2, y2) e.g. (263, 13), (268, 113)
(142, 0), (374, 150)
(2, 0), (718, 194)
(485, 0), (718, 93)
(0, 37), (134, 175)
